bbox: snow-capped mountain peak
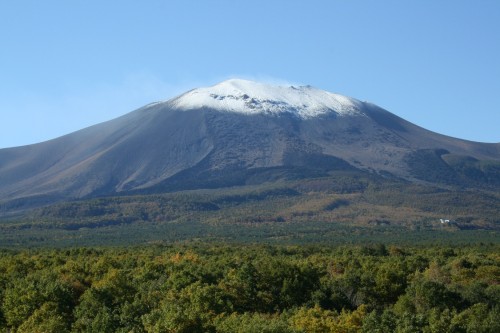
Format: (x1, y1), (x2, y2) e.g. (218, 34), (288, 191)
(171, 79), (363, 118)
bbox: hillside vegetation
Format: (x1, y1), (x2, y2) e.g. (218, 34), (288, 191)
(1, 172), (498, 247)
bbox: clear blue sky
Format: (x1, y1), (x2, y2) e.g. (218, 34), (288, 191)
(1, 0), (499, 148)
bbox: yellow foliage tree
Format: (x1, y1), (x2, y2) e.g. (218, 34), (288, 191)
(289, 304), (366, 333)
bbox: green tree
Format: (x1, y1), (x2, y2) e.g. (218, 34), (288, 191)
(72, 288), (117, 333)
(216, 312), (294, 333)
(451, 303), (500, 333)
(2, 271), (74, 330)
(17, 302), (70, 333)
(394, 275), (462, 314)
(423, 307), (456, 333)
(72, 268), (138, 332)
(142, 282), (232, 333)
(362, 309), (397, 333)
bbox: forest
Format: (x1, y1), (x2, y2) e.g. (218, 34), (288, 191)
(0, 244), (498, 332)
(1, 172), (499, 248)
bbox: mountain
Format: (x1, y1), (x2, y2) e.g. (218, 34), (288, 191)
(1, 79), (499, 215)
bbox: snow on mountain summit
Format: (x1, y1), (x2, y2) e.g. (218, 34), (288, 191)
(171, 79), (363, 118)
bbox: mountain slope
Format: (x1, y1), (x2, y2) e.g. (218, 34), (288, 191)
(0, 79), (499, 213)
